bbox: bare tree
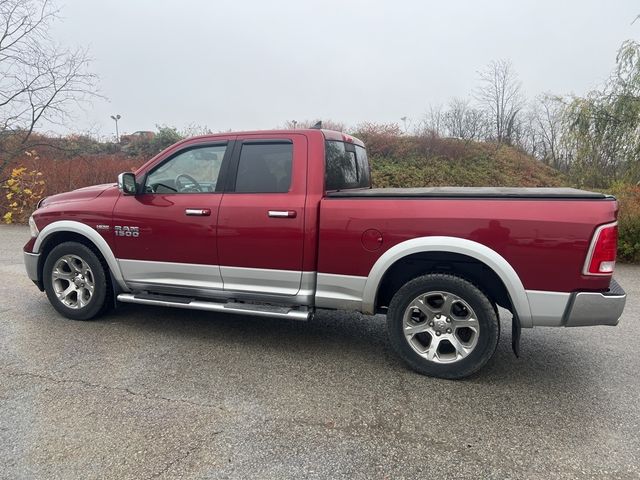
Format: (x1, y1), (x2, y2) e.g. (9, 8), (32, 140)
(181, 123), (213, 137)
(422, 104), (445, 137)
(282, 119), (347, 132)
(443, 97), (488, 140)
(475, 59), (525, 144)
(0, 0), (98, 166)
(532, 94), (565, 168)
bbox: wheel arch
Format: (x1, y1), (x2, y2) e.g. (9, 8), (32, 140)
(34, 220), (129, 292)
(362, 236), (532, 327)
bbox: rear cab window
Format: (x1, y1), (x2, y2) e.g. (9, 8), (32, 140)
(324, 139), (370, 191)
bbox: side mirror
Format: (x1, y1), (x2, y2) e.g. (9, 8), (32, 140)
(118, 172), (137, 195)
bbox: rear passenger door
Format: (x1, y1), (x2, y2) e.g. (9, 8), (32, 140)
(217, 134), (307, 296)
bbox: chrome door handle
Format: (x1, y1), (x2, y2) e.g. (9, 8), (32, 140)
(268, 210), (297, 218)
(185, 208), (211, 216)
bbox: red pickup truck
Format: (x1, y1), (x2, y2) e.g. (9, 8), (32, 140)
(23, 129), (627, 378)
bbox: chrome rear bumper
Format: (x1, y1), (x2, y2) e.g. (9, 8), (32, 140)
(527, 279), (627, 327)
(564, 279), (626, 327)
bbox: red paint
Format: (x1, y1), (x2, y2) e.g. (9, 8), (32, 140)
(361, 229), (383, 251)
(26, 128), (618, 295)
(216, 133), (308, 271)
(112, 192), (223, 265)
(29, 186), (121, 253)
(316, 197), (617, 292)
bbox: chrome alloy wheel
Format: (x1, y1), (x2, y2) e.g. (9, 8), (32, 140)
(403, 290), (480, 364)
(51, 254), (95, 309)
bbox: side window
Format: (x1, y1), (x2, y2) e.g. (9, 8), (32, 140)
(325, 141), (359, 190)
(235, 142), (293, 193)
(145, 145), (226, 193)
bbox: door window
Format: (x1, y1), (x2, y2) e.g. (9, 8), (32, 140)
(145, 145), (226, 193)
(234, 143), (293, 193)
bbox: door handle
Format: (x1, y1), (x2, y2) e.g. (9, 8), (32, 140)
(185, 208), (211, 216)
(268, 210), (297, 218)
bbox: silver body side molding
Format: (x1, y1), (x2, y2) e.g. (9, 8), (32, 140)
(118, 259), (316, 307)
(33, 220), (130, 292)
(360, 236), (533, 326)
(119, 259), (224, 291)
(220, 265), (314, 297)
(315, 273), (367, 310)
(526, 290), (571, 327)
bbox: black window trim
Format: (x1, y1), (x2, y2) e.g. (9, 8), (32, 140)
(140, 141), (233, 195)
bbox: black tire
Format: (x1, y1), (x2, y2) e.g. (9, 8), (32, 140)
(43, 242), (111, 321)
(387, 273), (499, 379)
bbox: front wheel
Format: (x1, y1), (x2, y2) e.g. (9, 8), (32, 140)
(43, 242), (111, 321)
(387, 273), (499, 379)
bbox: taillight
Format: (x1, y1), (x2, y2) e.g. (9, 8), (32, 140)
(583, 222), (618, 275)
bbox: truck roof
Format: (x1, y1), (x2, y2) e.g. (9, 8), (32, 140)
(182, 129), (365, 147)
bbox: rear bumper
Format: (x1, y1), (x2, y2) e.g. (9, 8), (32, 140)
(564, 279), (626, 327)
(526, 279), (626, 327)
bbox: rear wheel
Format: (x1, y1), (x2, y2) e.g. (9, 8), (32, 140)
(387, 273), (499, 379)
(43, 242), (110, 321)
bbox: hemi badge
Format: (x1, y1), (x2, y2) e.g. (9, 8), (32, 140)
(96, 224), (110, 231)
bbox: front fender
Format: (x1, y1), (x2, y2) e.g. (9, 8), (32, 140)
(33, 220), (129, 292)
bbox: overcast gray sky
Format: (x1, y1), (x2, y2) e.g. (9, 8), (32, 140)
(50, 0), (639, 137)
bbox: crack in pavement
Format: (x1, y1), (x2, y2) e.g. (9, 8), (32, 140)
(0, 368), (229, 412)
(1, 368), (229, 480)
(143, 431), (225, 480)
(144, 444), (201, 480)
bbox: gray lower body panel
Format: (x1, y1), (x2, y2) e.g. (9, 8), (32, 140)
(527, 279), (626, 327)
(117, 259), (316, 307)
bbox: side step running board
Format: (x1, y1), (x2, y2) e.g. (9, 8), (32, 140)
(117, 293), (312, 321)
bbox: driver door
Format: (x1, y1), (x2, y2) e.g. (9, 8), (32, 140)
(112, 139), (234, 297)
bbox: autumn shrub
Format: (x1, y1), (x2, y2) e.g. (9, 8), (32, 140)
(2, 153), (46, 224)
(0, 151), (147, 220)
(30, 153), (146, 194)
(607, 182), (640, 263)
(352, 122), (403, 157)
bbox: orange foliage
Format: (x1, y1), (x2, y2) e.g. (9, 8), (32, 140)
(0, 151), (146, 215)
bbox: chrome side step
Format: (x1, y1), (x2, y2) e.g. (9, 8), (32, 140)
(116, 293), (311, 321)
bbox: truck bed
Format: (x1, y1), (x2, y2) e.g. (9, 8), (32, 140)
(327, 187), (609, 199)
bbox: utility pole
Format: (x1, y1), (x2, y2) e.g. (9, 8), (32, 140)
(291, 120), (297, 130)
(110, 114), (122, 142)
(400, 116), (408, 134)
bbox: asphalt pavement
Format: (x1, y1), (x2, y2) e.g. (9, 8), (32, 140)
(1, 225), (639, 479)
